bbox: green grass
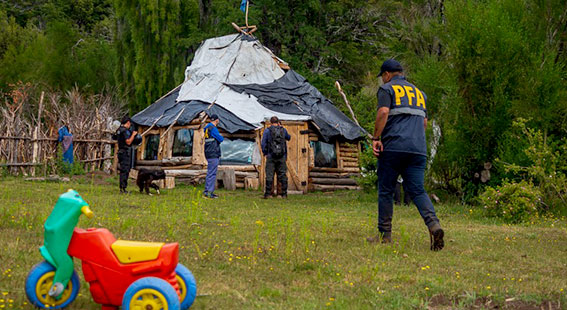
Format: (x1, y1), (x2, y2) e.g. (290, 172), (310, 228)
(0, 177), (566, 309)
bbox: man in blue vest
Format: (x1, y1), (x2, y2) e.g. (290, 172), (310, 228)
(204, 114), (224, 198)
(366, 59), (445, 251)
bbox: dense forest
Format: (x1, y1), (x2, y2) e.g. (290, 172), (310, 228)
(1, 0), (566, 213)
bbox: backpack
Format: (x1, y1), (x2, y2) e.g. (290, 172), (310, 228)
(269, 126), (286, 158)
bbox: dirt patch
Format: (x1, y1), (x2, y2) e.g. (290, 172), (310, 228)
(428, 295), (562, 310)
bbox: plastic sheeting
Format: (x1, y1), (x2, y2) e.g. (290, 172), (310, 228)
(144, 134), (160, 160)
(311, 141), (337, 168)
(172, 128), (194, 157)
(176, 34), (310, 127)
(132, 34), (365, 141)
(228, 70), (367, 141)
(220, 138), (256, 165)
(132, 86), (256, 133)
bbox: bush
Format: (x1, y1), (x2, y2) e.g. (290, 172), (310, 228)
(357, 143), (377, 192)
(477, 180), (542, 224)
(498, 118), (567, 212)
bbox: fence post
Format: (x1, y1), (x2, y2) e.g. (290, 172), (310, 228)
(31, 91), (44, 177)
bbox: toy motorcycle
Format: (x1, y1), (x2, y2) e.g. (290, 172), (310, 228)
(25, 190), (197, 310)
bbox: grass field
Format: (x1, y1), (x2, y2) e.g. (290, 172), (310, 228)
(1, 175), (566, 309)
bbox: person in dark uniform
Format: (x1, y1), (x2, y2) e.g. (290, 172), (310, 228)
(366, 59), (445, 251)
(261, 116), (291, 199)
(394, 176), (412, 206)
(117, 116), (137, 194)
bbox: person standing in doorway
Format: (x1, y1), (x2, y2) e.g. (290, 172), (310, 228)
(366, 59), (445, 251)
(204, 114), (224, 199)
(261, 116), (291, 199)
(117, 116), (137, 194)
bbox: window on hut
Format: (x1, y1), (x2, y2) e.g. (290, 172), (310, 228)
(311, 141), (337, 168)
(220, 138), (255, 165)
(144, 134), (160, 160)
(172, 128), (194, 157)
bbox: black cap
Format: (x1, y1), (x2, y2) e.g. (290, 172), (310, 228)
(121, 115), (131, 124)
(210, 114), (219, 121)
(378, 59), (403, 76)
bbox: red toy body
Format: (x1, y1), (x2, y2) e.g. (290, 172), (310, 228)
(68, 228), (180, 308)
(25, 190), (197, 310)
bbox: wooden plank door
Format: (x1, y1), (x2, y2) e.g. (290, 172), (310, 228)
(259, 121), (309, 193)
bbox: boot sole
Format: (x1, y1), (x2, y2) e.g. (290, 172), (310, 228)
(430, 228), (445, 251)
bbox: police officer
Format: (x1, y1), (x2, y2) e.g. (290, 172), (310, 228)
(203, 114), (224, 198)
(366, 59), (445, 251)
(117, 116), (137, 194)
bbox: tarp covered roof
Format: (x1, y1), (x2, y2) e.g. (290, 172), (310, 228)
(132, 33), (367, 140)
(131, 85), (256, 133)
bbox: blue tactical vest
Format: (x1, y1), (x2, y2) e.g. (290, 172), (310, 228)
(204, 124), (221, 159)
(378, 76), (428, 156)
(379, 76), (427, 118)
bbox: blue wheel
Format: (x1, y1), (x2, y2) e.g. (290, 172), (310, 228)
(122, 277), (180, 310)
(175, 264), (197, 309)
(25, 261), (80, 309)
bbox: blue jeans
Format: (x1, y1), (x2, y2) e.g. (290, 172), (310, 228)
(377, 151), (439, 233)
(205, 158), (219, 194)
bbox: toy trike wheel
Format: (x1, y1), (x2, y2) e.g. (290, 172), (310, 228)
(175, 264), (197, 309)
(25, 261), (80, 309)
(122, 277), (180, 310)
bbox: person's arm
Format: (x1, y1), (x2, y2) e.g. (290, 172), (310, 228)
(424, 118), (427, 131)
(373, 88), (391, 157)
(261, 129), (269, 155)
(373, 107), (389, 156)
(284, 128), (291, 141)
(211, 126), (224, 143)
(125, 130), (138, 145)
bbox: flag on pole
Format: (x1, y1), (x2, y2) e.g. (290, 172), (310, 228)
(240, 0), (247, 12)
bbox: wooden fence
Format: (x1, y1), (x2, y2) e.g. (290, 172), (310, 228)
(0, 135), (117, 176)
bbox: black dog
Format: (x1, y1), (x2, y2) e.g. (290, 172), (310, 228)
(136, 168), (166, 195)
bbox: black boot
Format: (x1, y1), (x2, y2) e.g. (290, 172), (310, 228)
(366, 231), (392, 244)
(428, 222), (444, 251)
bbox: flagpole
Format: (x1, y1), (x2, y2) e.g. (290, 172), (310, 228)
(245, 0), (249, 29)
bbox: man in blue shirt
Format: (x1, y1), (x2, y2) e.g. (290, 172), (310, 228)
(367, 59), (445, 251)
(57, 125), (73, 166)
(261, 116), (291, 198)
(204, 114), (224, 198)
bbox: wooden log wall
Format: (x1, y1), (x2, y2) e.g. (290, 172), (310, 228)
(337, 141), (360, 169)
(134, 115), (261, 190)
(131, 165), (260, 190)
(134, 117), (362, 192)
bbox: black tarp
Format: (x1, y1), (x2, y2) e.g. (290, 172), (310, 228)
(227, 70), (367, 141)
(132, 70), (366, 141)
(132, 86), (256, 133)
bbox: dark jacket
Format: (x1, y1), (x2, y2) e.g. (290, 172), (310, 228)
(204, 123), (224, 159)
(261, 125), (291, 158)
(117, 126), (132, 150)
(377, 75), (428, 156)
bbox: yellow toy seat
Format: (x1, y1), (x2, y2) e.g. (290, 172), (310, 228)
(111, 240), (165, 264)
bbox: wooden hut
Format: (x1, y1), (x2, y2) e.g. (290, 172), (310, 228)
(131, 33), (367, 193)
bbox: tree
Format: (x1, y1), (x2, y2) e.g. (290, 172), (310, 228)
(113, 0), (201, 111)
